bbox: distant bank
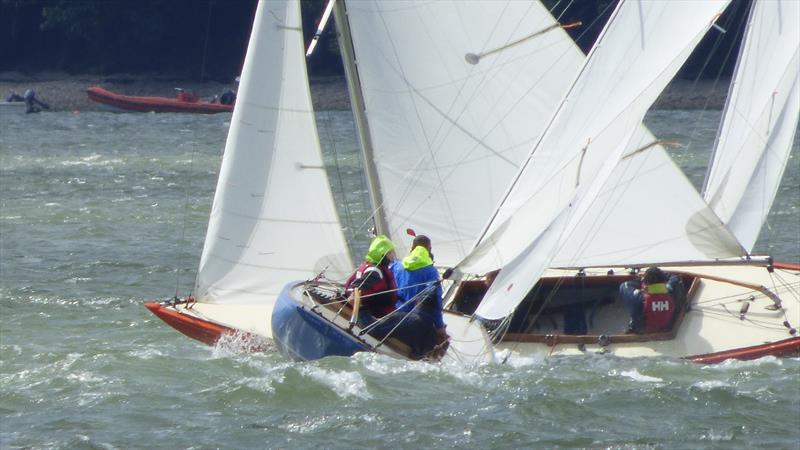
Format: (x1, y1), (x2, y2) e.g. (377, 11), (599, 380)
(0, 72), (728, 112)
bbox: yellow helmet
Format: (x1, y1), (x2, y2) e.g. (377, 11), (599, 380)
(365, 235), (395, 264)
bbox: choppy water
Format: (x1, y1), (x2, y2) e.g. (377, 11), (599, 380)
(1, 110), (798, 449)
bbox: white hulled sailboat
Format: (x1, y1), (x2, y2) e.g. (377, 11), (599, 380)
(146, 0), (799, 363)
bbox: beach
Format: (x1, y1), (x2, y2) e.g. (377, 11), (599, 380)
(1, 71), (729, 112)
(0, 72), (352, 112)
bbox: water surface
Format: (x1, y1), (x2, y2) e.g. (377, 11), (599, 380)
(1, 110), (798, 449)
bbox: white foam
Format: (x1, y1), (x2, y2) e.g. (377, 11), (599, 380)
(617, 369), (662, 383)
(212, 331), (273, 356)
(299, 365), (372, 400)
(128, 347), (166, 360)
(702, 355), (782, 370)
(692, 379), (731, 390)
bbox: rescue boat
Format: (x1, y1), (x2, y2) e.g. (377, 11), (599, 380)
(86, 86), (233, 114)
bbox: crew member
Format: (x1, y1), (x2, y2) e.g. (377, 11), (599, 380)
(23, 89), (49, 114)
(619, 266), (683, 333)
(391, 235), (449, 358)
(344, 235), (398, 319)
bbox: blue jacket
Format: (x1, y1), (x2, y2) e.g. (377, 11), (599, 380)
(391, 249), (445, 329)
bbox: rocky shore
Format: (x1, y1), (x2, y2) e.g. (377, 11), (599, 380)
(0, 72), (729, 112)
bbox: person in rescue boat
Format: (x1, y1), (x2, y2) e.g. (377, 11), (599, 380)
(391, 235), (450, 357)
(22, 89), (49, 114)
(619, 266), (684, 333)
(344, 235), (398, 320)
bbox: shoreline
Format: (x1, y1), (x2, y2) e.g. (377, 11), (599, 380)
(0, 72), (729, 112)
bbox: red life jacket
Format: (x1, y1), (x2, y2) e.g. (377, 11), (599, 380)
(642, 282), (674, 333)
(345, 261), (397, 317)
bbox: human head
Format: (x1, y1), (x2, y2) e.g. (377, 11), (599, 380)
(412, 235), (432, 261)
(365, 235), (395, 265)
(643, 266), (667, 284)
(412, 235), (431, 252)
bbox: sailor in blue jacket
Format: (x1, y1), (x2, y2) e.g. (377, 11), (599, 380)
(391, 235), (449, 357)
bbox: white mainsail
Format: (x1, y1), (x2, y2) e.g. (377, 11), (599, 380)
(460, 0), (738, 320)
(703, 0), (800, 252)
(194, 0), (352, 305)
(343, 0), (585, 266)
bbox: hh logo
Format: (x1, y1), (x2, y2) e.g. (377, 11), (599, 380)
(651, 300), (671, 312)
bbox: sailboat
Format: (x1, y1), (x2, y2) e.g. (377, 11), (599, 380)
(146, 0), (799, 364)
(144, 0), (587, 360)
(443, 0), (800, 363)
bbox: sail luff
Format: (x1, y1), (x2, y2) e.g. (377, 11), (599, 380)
(701, 2), (755, 198)
(333, 0), (390, 237)
(702, 0), (800, 252)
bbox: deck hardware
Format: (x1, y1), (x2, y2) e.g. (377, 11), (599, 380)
(598, 334), (609, 347)
(739, 301), (750, 320)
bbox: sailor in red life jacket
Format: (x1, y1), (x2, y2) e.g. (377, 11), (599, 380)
(344, 235), (398, 320)
(619, 266), (684, 333)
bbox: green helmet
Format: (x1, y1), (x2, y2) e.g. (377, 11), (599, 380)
(402, 245), (433, 271)
(365, 235), (395, 264)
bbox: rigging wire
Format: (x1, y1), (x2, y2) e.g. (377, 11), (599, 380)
(173, 0), (216, 299)
(172, 131), (203, 300)
(553, 0), (576, 22)
(199, 0), (215, 82)
(367, 0), (615, 258)
(685, 0), (749, 171)
(319, 110), (359, 252)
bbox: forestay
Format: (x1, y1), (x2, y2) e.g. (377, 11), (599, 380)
(460, 0), (736, 320)
(343, 0), (584, 266)
(194, 0), (352, 304)
(703, 0), (800, 252)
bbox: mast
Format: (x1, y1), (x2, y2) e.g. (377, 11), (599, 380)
(332, 0), (390, 237)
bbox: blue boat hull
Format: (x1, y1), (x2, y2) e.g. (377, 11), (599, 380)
(271, 282), (369, 361)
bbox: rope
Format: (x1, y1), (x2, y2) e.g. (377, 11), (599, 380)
(360, 282), (437, 329)
(198, 0), (214, 82)
(173, 135), (203, 299)
(688, 0), (749, 167)
(319, 110), (357, 237)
